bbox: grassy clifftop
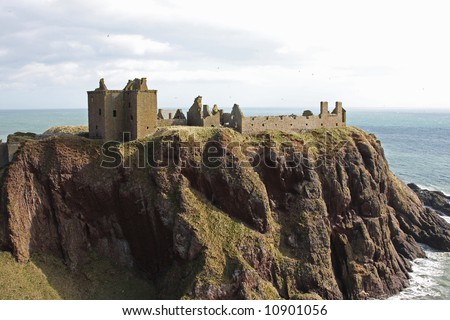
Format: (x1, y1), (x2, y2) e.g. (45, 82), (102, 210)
(0, 126), (449, 299)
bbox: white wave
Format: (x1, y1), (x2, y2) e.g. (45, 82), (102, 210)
(413, 182), (450, 197)
(391, 242), (450, 300)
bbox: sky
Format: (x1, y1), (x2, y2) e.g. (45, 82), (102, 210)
(0, 0), (449, 111)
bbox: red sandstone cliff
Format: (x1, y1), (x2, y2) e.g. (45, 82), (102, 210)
(0, 127), (449, 299)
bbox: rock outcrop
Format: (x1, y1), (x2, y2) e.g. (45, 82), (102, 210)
(408, 183), (450, 216)
(0, 127), (449, 299)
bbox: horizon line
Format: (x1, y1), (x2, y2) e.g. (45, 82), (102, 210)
(0, 106), (449, 113)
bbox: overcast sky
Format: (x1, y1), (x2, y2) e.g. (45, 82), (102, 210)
(1, 0), (449, 111)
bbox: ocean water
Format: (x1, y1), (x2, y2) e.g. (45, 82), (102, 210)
(0, 109), (88, 143)
(0, 107), (449, 299)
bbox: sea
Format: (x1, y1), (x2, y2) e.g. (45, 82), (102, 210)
(0, 107), (449, 299)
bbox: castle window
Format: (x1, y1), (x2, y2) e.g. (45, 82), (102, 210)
(128, 102), (131, 108)
(321, 123), (323, 126)
(99, 109), (101, 116)
(147, 126), (149, 129)
(290, 124), (293, 126)
(336, 123), (338, 126)
(90, 97), (93, 103)
(251, 124), (254, 126)
(95, 125), (98, 129)
(130, 115), (133, 121)
(113, 110), (117, 117)
(262, 123), (265, 127)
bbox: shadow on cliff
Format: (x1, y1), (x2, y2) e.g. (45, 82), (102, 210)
(2, 137), (205, 299)
(30, 251), (158, 299)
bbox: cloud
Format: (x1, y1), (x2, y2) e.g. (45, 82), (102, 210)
(4, 62), (89, 88)
(98, 34), (172, 56)
(0, 0), (450, 109)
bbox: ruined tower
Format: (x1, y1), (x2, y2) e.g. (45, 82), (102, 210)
(88, 78), (157, 141)
(320, 101), (329, 118)
(122, 78), (157, 140)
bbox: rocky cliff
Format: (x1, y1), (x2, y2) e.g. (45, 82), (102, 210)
(1, 126), (449, 299)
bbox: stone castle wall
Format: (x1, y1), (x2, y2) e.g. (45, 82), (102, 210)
(183, 98), (345, 134)
(157, 119), (187, 127)
(239, 102), (346, 134)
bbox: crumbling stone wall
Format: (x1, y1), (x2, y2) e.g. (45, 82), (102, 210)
(183, 100), (345, 134)
(228, 104), (244, 133)
(0, 142), (20, 168)
(157, 109), (185, 120)
(239, 101), (346, 134)
(221, 113), (231, 126)
(7, 143), (19, 161)
(0, 143), (8, 168)
(202, 105), (222, 127)
(187, 96), (203, 126)
(157, 119), (187, 127)
(187, 97), (223, 128)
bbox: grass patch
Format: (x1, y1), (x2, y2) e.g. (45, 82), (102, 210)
(0, 251), (156, 300)
(0, 251), (60, 299)
(180, 188), (280, 299)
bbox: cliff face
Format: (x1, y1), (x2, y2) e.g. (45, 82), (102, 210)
(1, 127), (449, 299)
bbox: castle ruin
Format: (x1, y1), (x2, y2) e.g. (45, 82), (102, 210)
(88, 78), (346, 141)
(1, 78), (346, 169)
(88, 78), (157, 140)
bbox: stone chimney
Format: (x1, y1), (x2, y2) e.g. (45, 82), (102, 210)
(334, 101), (342, 114)
(320, 101), (329, 118)
(99, 78), (108, 91)
(133, 78), (141, 90)
(140, 78), (148, 90)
